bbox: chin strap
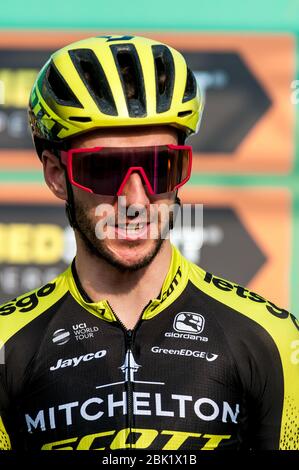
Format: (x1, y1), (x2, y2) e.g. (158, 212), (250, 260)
(169, 192), (181, 230)
(53, 148), (78, 230)
(175, 194), (181, 206)
(64, 169), (78, 229)
(64, 174), (98, 256)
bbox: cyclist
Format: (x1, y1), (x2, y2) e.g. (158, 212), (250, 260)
(0, 35), (298, 451)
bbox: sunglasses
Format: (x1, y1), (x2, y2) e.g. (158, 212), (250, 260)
(60, 144), (192, 196)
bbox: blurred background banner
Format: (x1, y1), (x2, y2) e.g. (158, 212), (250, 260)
(0, 32), (295, 171)
(0, 0), (298, 315)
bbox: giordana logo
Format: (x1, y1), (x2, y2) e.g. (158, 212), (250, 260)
(50, 350), (107, 371)
(52, 323), (99, 346)
(164, 312), (208, 342)
(174, 312), (205, 334)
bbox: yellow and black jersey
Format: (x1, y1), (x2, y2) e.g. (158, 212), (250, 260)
(0, 245), (298, 450)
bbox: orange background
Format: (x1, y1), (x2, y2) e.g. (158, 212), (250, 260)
(181, 186), (291, 307)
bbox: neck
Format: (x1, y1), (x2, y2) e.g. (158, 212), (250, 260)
(74, 238), (173, 329)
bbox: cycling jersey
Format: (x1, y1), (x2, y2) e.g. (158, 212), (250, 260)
(0, 245), (298, 450)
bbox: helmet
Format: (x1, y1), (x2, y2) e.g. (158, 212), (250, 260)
(28, 35), (204, 157)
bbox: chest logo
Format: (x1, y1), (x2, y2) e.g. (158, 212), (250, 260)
(96, 350), (164, 389)
(52, 329), (71, 346)
(174, 312), (205, 334)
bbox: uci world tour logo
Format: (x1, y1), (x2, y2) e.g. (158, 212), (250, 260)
(52, 329), (71, 346)
(52, 323), (99, 346)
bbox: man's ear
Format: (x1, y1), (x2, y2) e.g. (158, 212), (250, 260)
(41, 150), (68, 201)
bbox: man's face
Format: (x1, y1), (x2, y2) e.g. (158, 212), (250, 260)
(69, 126), (179, 272)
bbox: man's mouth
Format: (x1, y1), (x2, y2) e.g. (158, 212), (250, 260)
(117, 222), (147, 233)
(112, 222), (151, 240)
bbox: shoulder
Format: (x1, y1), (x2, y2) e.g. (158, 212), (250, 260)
(0, 270), (69, 346)
(188, 261), (298, 335)
(187, 261), (299, 382)
(187, 261), (299, 446)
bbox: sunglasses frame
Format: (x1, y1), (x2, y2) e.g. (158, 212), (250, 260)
(60, 144), (193, 196)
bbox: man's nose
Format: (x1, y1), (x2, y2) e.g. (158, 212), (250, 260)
(118, 170), (151, 206)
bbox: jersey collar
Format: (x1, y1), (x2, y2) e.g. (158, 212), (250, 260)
(142, 244), (189, 319)
(65, 244), (189, 323)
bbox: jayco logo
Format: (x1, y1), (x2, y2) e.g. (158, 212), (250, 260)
(50, 350), (107, 371)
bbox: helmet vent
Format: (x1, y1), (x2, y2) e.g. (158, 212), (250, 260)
(183, 67), (197, 103)
(110, 44), (146, 118)
(46, 61), (83, 107)
(152, 45), (175, 114)
(68, 116), (92, 122)
(69, 49), (118, 116)
(177, 110), (192, 117)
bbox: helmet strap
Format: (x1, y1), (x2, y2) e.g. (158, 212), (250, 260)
(64, 170), (78, 229)
(175, 194), (181, 206)
(64, 170), (101, 256)
(169, 191), (181, 230)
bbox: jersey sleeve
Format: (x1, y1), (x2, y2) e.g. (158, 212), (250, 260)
(275, 313), (299, 449)
(0, 350), (11, 450)
(0, 276), (68, 450)
(189, 264), (299, 449)
(235, 311), (299, 450)
(0, 416), (11, 450)
(0, 337), (12, 450)
(218, 304), (299, 449)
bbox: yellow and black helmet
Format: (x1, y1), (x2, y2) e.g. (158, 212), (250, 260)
(29, 35), (204, 156)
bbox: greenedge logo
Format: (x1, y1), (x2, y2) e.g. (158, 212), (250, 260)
(203, 272), (291, 319)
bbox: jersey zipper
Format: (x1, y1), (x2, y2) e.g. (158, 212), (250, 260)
(107, 300), (152, 449)
(125, 328), (134, 447)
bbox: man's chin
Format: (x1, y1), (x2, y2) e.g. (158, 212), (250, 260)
(101, 238), (165, 272)
(74, 201), (168, 272)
